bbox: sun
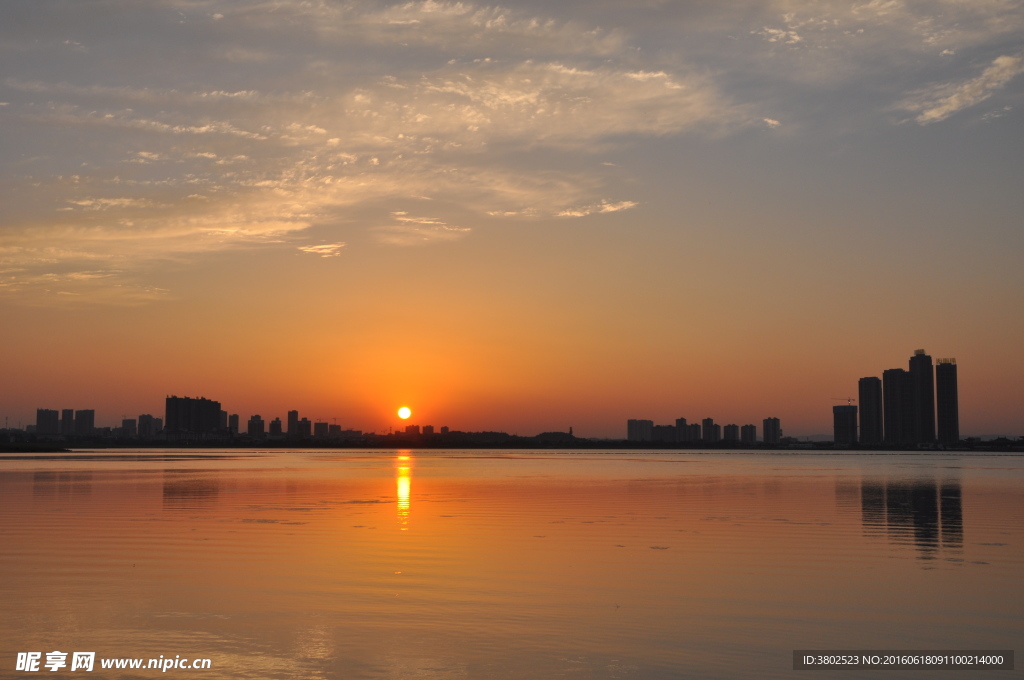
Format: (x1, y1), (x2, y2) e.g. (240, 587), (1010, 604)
(397, 406), (412, 420)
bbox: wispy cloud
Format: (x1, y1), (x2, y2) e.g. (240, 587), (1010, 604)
(557, 200), (637, 218)
(900, 52), (1024, 124)
(298, 242), (346, 257)
(375, 212), (471, 246)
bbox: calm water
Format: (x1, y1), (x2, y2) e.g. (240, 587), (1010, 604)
(1, 450), (1021, 679)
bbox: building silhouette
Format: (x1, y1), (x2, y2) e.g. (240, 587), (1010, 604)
(936, 358), (959, 446)
(763, 417), (781, 445)
(287, 410), (300, 438)
(740, 424), (757, 445)
(74, 409), (95, 435)
(858, 376), (883, 446)
(61, 409), (74, 435)
(165, 396), (220, 435)
(833, 404), (858, 447)
(882, 369), (912, 446)
(121, 418), (137, 437)
(269, 418), (283, 436)
(909, 349), (936, 445)
(723, 424), (739, 444)
(138, 414), (161, 439)
(247, 415), (265, 437)
(627, 419), (654, 442)
(702, 418), (721, 443)
(35, 409), (60, 435)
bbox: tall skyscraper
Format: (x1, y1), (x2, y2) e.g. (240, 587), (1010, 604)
(833, 405), (858, 447)
(858, 376), (883, 446)
(247, 415), (265, 437)
(882, 369), (913, 446)
(287, 410), (300, 438)
(763, 417), (781, 445)
(740, 424), (757, 445)
(138, 414), (160, 439)
(36, 409), (60, 435)
(675, 418), (688, 442)
(702, 418), (720, 443)
(627, 419), (653, 442)
(908, 349), (936, 445)
(936, 358), (959, 446)
(269, 418), (283, 436)
(723, 424), (739, 443)
(61, 409), (74, 435)
(74, 409), (95, 435)
(165, 396), (221, 435)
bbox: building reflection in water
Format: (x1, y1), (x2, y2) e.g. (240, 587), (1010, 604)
(395, 453), (412, 530)
(861, 478), (962, 558)
(162, 471), (220, 509)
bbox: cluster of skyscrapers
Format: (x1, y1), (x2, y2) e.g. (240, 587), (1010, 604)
(33, 407), (164, 439)
(627, 417), (783, 445)
(833, 349), (959, 448)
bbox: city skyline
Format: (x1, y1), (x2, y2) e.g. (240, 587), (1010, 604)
(2, 1), (1023, 438)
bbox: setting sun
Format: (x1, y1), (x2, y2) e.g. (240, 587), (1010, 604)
(397, 406), (412, 420)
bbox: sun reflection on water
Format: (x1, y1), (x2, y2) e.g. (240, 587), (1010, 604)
(396, 453), (411, 530)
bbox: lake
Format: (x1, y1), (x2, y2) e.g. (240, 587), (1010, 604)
(1, 450), (1020, 679)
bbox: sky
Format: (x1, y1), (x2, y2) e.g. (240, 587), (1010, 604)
(2, 0), (1023, 437)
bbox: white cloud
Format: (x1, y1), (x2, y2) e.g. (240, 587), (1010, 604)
(901, 52), (1024, 124)
(375, 213), (471, 246)
(557, 200), (637, 218)
(298, 242), (346, 257)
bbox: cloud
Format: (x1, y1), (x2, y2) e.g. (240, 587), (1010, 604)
(557, 200), (638, 218)
(298, 242), (346, 257)
(375, 213), (471, 246)
(900, 52), (1024, 124)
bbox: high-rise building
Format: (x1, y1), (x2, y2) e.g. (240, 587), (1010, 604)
(675, 418), (688, 442)
(228, 414), (240, 435)
(36, 409), (60, 435)
(74, 409), (95, 435)
(936, 358), (959, 446)
(687, 423), (702, 442)
(218, 410), (228, 431)
(422, 425), (435, 435)
(138, 414), (160, 439)
(287, 410), (300, 438)
(833, 405), (858, 447)
(247, 415), (265, 437)
(908, 349), (936, 445)
(882, 369), (912, 446)
(404, 424), (421, 435)
(723, 424), (739, 443)
(269, 418), (283, 436)
(702, 418), (720, 443)
(858, 376), (883, 446)
(61, 409), (74, 435)
(297, 418), (312, 438)
(740, 424), (757, 445)
(164, 397), (220, 435)
(314, 422), (329, 437)
(651, 424), (675, 442)
(121, 418), (137, 437)
(627, 419), (653, 442)
(763, 417), (781, 445)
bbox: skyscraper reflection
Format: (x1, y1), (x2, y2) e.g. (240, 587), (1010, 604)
(860, 478), (962, 558)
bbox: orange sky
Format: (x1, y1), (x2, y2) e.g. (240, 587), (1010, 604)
(2, 1), (1023, 437)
